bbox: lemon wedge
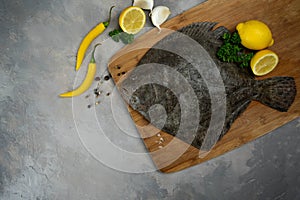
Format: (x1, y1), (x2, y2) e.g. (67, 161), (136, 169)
(250, 49), (279, 76)
(119, 6), (146, 34)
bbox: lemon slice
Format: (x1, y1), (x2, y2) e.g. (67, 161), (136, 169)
(250, 49), (279, 76)
(119, 6), (146, 34)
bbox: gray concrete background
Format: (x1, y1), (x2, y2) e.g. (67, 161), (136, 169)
(1, 0), (300, 199)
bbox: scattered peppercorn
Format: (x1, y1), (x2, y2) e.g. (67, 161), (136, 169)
(94, 88), (101, 96)
(104, 75), (110, 81)
(95, 77), (101, 81)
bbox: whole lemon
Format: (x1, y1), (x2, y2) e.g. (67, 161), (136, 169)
(236, 20), (274, 50)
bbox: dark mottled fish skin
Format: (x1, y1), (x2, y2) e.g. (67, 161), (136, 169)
(119, 22), (297, 150)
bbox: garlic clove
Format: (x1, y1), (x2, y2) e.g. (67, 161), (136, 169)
(150, 6), (171, 31)
(133, 0), (154, 11)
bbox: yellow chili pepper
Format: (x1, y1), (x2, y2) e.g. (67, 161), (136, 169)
(60, 44), (101, 98)
(75, 6), (114, 71)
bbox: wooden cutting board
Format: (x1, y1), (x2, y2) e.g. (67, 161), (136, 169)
(108, 0), (300, 173)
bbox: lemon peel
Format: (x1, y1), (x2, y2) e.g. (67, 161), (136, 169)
(236, 20), (274, 50)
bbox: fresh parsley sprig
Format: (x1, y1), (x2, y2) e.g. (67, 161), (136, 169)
(217, 32), (254, 67)
(109, 29), (134, 44)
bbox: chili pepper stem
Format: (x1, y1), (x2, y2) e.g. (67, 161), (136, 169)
(103, 6), (115, 28)
(90, 43), (101, 63)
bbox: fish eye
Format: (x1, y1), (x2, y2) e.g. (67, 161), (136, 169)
(130, 95), (140, 104)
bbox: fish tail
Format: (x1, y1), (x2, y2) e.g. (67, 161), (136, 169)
(254, 77), (296, 112)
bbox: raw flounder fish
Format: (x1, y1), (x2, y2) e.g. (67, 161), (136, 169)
(119, 22), (297, 151)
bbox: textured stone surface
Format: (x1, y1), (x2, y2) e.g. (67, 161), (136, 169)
(0, 0), (300, 199)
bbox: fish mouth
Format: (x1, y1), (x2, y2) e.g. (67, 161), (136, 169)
(118, 85), (132, 105)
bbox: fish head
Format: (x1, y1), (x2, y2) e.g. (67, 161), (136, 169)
(119, 80), (156, 117)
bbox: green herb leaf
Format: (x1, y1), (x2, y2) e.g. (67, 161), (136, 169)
(111, 34), (120, 42)
(119, 32), (134, 44)
(109, 29), (122, 37)
(217, 32), (254, 68)
(109, 29), (135, 44)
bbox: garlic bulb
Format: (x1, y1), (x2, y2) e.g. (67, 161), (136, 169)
(133, 0), (154, 11)
(150, 6), (171, 31)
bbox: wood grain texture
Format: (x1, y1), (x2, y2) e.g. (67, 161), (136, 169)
(108, 0), (300, 173)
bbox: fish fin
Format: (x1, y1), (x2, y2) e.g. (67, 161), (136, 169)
(179, 22), (229, 56)
(254, 77), (297, 112)
(212, 26), (230, 39)
(222, 100), (251, 137)
(219, 87), (253, 140)
(180, 22), (217, 38)
(179, 22), (229, 41)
